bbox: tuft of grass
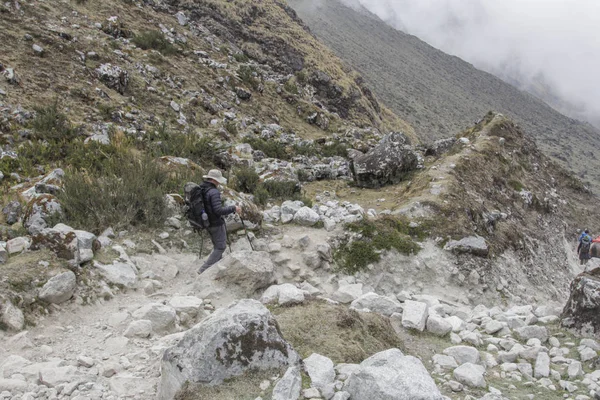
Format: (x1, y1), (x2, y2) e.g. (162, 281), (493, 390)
(175, 369), (279, 400)
(31, 103), (78, 142)
(143, 123), (217, 167)
(283, 78), (299, 95)
(233, 53), (249, 63)
(224, 120), (238, 136)
(133, 30), (177, 56)
(98, 103), (115, 121)
(244, 137), (289, 160)
(508, 180), (524, 192)
(273, 300), (404, 363)
(237, 65), (261, 90)
(335, 216), (424, 274)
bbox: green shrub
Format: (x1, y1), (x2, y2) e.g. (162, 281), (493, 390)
(292, 142), (317, 156)
(297, 169), (311, 182)
(133, 31), (177, 56)
(335, 241), (380, 274)
(295, 70), (307, 84)
(233, 166), (259, 194)
(508, 180), (523, 192)
(283, 79), (299, 95)
(244, 137), (289, 160)
(224, 121), (238, 136)
(321, 141), (349, 158)
(253, 185), (269, 206)
(259, 180), (299, 199)
(336, 217), (424, 274)
(237, 65), (260, 90)
(233, 53), (249, 62)
(31, 103), (77, 142)
(98, 103), (115, 121)
(59, 154), (170, 233)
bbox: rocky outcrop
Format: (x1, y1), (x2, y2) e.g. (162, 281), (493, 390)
(23, 195), (62, 236)
(561, 273), (600, 336)
(351, 133), (419, 188)
(157, 299), (300, 400)
(344, 349), (443, 400)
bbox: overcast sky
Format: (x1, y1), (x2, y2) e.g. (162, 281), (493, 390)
(340, 0), (600, 126)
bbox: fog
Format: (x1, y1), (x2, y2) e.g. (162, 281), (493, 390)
(339, 0), (600, 127)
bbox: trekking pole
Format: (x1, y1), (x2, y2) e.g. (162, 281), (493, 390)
(239, 215), (255, 251)
(198, 229), (204, 260)
(224, 223), (233, 254)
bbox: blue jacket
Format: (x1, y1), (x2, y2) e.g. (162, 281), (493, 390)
(199, 181), (235, 227)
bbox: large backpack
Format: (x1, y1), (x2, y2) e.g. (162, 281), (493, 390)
(184, 185), (211, 231)
(581, 234), (592, 252)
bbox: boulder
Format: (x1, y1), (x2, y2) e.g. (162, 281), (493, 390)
(443, 236), (488, 257)
(304, 353), (335, 393)
(332, 283), (363, 304)
(443, 346), (480, 365)
(0, 299), (24, 331)
(514, 326), (548, 343)
(168, 296), (203, 317)
(6, 236), (30, 254)
(2, 201), (22, 225)
(212, 251), (276, 295)
(38, 271), (77, 304)
(131, 303), (176, 333)
(221, 187), (262, 232)
(260, 284), (306, 306)
(344, 348), (443, 400)
(272, 366), (301, 400)
(401, 300), (429, 331)
(350, 292), (403, 317)
(351, 132), (419, 189)
(93, 261), (137, 287)
(123, 320), (152, 338)
(31, 228), (79, 262)
(561, 273), (600, 336)
(453, 363), (486, 388)
(534, 352), (550, 378)
(96, 63), (129, 94)
(22, 194), (62, 235)
(280, 201), (303, 224)
(426, 315), (453, 337)
(157, 299), (300, 400)
(293, 207), (320, 226)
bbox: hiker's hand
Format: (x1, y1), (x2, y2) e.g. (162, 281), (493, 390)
(235, 206), (242, 215)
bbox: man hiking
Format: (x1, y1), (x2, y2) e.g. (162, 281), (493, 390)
(577, 229), (592, 265)
(197, 169), (241, 275)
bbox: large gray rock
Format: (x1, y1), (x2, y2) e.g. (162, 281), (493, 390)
(426, 315), (453, 337)
(0, 299), (24, 331)
(158, 299), (300, 400)
(124, 320), (152, 338)
(132, 303), (176, 333)
(402, 300), (429, 331)
(23, 194), (62, 235)
(453, 363), (486, 388)
(443, 236), (488, 257)
(350, 292), (403, 317)
(443, 346), (480, 365)
(344, 348), (443, 400)
(6, 236), (30, 254)
(272, 366), (301, 400)
(332, 283), (363, 304)
(514, 326), (548, 343)
(93, 261), (137, 287)
(2, 201), (22, 225)
(212, 251), (276, 295)
(168, 296), (203, 317)
(534, 352), (550, 378)
(96, 63), (129, 94)
(561, 273), (600, 336)
(38, 271), (77, 304)
(31, 228), (79, 262)
(280, 201), (303, 224)
(260, 284), (306, 306)
(351, 132), (419, 188)
(293, 207), (320, 226)
(304, 353), (335, 393)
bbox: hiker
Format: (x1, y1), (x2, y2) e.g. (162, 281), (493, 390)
(577, 229), (592, 265)
(197, 169), (241, 274)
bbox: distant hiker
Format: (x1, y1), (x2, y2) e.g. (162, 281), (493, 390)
(196, 169), (241, 274)
(577, 229), (592, 265)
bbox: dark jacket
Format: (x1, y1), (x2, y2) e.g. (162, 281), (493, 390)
(200, 181), (235, 227)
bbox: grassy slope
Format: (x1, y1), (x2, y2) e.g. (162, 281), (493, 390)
(288, 0), (600, 193)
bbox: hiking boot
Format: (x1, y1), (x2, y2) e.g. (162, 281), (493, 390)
(197, 265), (209, 275)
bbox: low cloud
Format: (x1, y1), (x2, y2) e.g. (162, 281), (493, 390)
(340, 0), (600, 126)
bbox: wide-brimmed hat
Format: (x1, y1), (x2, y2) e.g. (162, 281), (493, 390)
(203, 169), (227, 185)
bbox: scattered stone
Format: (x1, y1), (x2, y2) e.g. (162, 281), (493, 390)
(443, 346), (480, 365)
(426, 315), (453, 337)
(132, 303), (176, 333)
(123, 320), (153, 338)
(304, 353), (335, 394)
(332, 283), (363, 304)
(401, 300), (429, 331)
(0, 299), (24, 331)
(344, 349), (443, 400)
(443, 236), (488, 257)
(95, 63), (129, 95)
(453, 363), (486, 388)
(272, 366), (301, 400)
(6, 236), (30, 254)
(534, 352), (550, 378)
(38, 271), (77, 304)
(350, 292), (403, 317)
(32, 44), (44, 55)
(292, 207), (320, 226)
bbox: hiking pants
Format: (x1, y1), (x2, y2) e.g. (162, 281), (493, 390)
(200, 225), (227, 272)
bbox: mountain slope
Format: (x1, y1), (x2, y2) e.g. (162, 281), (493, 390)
(288, 0), (600, 192)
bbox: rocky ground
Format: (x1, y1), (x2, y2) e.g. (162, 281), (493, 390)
(0, 217), (599, 400)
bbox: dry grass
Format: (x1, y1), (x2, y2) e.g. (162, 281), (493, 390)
(175, 369), (281, 400)
(272, 300), (403, 363)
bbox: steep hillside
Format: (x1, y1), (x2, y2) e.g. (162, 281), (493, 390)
(288, 0), (600, 192)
